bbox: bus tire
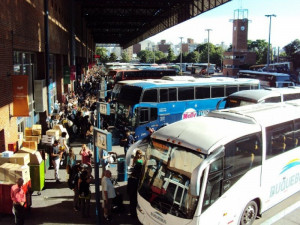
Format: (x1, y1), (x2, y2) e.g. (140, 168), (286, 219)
(239, 200), (258, 225)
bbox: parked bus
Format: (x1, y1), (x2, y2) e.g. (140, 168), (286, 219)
(133, 101), (300, 225)
(249, 62), (293, 73)
(107, 69), (177, 84)
(192, 63), (216, 75)
(115, 76), (260, 141)
(216, 86), (300, 109)
(237, 70), (294, 88)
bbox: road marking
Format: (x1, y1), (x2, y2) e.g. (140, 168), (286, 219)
(260, 201), (300, 225)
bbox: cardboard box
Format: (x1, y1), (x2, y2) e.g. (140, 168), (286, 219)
(22, 141), (38, 150)
(25, 136), (41, 144)
(2, 151), (14, 158)
(25, 127), (32, 136)
(32, 129), (42, 136)
(19, 148), (43, 165)
(0, 153), (10, 165)
(32, 124), (42, 130)
(13, 165), (30, 184)
(42, 135), (54, 145)
(9, 153), (30, 166)
(0, 163), (11, 181)
(46, 129), (60, 140)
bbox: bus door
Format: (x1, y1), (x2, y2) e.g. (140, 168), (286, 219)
(134, 106), (158, 140)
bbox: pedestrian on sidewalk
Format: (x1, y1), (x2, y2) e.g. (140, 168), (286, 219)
(51, 140), (63, 183)
(78, 169), (93, 217)
(79, 144), (93, 175)
(11, 178), (26, 225)
(101, 170), (116, 221)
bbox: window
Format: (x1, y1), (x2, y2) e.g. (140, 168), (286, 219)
(211, 86), (225, 98)
(224, 134), (261, 186)
(138, 107), (158, 125)
(142, 89), (158, 102)
(225, 86), (238, 96)
(178, 87), (194, 100)
(239, 85), (251, 91)
(195, 86), (210, 99)
(160, 89), (168, 102)
(266, 121), (294, 159)
(169, 88), (177, 101)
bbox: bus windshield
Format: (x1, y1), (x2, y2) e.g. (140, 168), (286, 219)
(138, 139), (206, 219)
(118, 85), (142, 104)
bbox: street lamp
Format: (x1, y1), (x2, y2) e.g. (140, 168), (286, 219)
(205, 29), (212, 75)
(265, 14), (276, 70)
(179, 37), (183, 75)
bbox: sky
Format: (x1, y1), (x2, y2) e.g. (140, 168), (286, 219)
(145, 0), (300, 49)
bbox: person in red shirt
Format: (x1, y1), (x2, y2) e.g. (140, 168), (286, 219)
(79, 144), (93, 174)
(11, 178), (26, 225)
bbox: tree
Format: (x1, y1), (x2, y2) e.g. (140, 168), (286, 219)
(155, 51), (166, 63)
(121, 51), (130, 62)
(248, 39), (268, 64)
(283, 39), (300, 60)
(137, 50), (153, 63)
(167, 48), (176, 62)
(186, 51), (199, 63)
(109, 52), (118, 62)
(95, 47), (108, 63)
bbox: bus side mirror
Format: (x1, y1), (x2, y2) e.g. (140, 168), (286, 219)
(216, 98), (226, 110)
(190, 146), (225, 196)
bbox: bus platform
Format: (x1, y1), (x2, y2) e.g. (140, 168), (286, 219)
(0, 140), (141, 225)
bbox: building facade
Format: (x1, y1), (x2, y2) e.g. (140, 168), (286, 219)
(0, 0), (94, 150)
(223, 9), (256, 76)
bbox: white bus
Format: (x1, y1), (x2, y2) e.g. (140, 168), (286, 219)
(132, 101), (300, 225)
(216, 86), (300, 109)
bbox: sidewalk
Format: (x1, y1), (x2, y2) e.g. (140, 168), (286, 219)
(0, 139), (141, 225)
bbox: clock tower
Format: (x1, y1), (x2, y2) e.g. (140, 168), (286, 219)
(232, 9), (248, 51)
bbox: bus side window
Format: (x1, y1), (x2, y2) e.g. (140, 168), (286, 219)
(160, 89), (169, 102)
(142, 89), (158, 102)
(225, 85), (238, 96)
(224, 134), (262, 189)
(211, 86), (225, 98)
(195, 86), (210, 99)
(178, 87), (194, 100)
(266, 121), (293, 159)
(169, 88), (177, 101)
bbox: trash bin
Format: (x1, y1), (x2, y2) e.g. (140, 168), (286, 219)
(117, 157), (127, 182)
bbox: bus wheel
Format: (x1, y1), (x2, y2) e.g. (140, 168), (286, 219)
(240, 200), (258, 225)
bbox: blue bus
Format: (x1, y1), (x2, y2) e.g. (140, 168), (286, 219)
(115, 76), (260, 141)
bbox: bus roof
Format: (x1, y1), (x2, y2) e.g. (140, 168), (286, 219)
(152, 102), (300, 154)
(239, 70), (291, 77)
(122, 77), (260, 89)
(228, 87), (300, 102)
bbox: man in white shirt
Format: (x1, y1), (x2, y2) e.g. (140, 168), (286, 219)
(101, 170), (116, 221)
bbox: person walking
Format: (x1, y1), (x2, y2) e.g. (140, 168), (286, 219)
(51, 140), (63, 183)
(122, 130), (134, 155)
(11, 178), (26, 225)
(79, 144), (93, 166)
(101, 170), (116, 221)
(78, 170), (93, 217)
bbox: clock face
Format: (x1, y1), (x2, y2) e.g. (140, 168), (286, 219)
(241, 26), (245, 31)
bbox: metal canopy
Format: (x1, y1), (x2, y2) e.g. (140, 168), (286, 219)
(79, 0), (231, 48)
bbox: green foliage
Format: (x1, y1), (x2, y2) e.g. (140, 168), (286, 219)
(283, 39), (300, 59)
(121, 51), (130, 62)
(186, 51), (199, 63)
(108, 52), (118, 62)
(95, 47), (108, 63)
(248, 39), (268, 64)
(167, 48), (176, 62)
(137, 50), (153, 63)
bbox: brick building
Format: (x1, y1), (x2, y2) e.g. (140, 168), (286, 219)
(223, 9), (256, 76)
(0, 1), (94, 150)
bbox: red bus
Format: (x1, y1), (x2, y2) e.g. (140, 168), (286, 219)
(107, 69), (177, 84)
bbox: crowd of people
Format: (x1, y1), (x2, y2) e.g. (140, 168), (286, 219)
(39, 65), (146, 223)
